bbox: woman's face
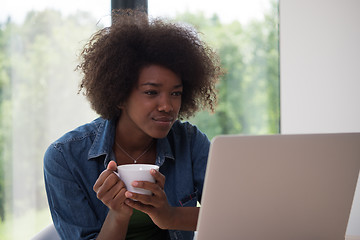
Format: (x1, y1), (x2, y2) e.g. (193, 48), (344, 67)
(119, 64), (183, 139)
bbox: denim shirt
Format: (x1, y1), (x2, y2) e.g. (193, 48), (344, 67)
(44, 117), (210, 240)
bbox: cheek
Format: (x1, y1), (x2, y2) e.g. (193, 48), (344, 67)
(175, 99), (182, 111)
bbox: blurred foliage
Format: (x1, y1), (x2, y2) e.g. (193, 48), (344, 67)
(180, 1), (279, 139)
(0, 9), (100, 238)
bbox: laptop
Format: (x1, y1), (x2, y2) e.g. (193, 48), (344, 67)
(196, 133), (360, 240)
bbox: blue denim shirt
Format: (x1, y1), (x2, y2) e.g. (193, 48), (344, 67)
(44, 117), (210, 240)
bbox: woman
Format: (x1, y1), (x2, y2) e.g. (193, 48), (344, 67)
(44, 10), (223, 240)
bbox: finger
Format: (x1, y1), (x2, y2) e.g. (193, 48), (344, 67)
(107, 160), (118, 171)
(101, 180), (125, 205)
(125, 191), (153, 204)
(125, 187), (164, 208)
(93, 161), (118, 191)
(105, 183), (128, 210)
(132, 181), (163, 197)
(95, 172), (121, 199)
(125, 198), (153, 213)
(93, 169), (115, 192)
(150, 169), (165, 189)
(113, 185), (127, 201)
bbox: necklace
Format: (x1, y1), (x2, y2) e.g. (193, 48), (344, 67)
(115, 140), (154, 163)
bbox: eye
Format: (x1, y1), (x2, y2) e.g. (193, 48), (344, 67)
(144, 90), (158, 95)
(171, 91), (183, 97)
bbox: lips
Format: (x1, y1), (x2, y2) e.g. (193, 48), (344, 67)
(152, 116), (174, 123)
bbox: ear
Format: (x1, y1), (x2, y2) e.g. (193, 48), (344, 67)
(117, 99), (128, 110)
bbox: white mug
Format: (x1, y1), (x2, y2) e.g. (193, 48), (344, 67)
(116, 164), (159, 195)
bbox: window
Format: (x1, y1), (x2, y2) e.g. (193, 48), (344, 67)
(0, 0), (279, 238)
(0, 2), (108, 238)
(149, 0), (280, 138)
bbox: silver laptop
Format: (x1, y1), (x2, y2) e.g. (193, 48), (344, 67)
(196, 133), (360, 240)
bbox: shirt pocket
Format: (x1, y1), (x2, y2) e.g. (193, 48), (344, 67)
(178, 190), (198, 207)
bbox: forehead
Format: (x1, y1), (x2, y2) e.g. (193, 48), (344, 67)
(138, 64), (182, 86)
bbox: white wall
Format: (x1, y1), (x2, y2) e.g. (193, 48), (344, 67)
(280, 0), (360, 237)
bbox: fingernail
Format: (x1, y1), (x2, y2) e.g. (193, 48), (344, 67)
(132, 181), (138, 186)
(125, 192), (133, 198)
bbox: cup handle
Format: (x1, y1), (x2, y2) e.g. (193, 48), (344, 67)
(113, 170), (120, 178)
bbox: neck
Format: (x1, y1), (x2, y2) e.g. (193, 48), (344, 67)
(115, 139), (154, 164)
(114, 119), (154, 153)
(116, 136), (154, 153)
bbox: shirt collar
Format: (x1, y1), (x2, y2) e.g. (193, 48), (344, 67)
(156, 136), (175, 166)
(87, 118), (116, 168)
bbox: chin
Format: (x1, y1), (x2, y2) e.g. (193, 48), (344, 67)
(149, 128), (172, 139)
(151, 132), (170, 139)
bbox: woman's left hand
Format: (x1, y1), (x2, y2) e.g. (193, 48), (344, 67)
(124, 169), (175, 229)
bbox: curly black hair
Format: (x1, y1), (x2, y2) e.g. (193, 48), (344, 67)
(77, 9), (223, 120)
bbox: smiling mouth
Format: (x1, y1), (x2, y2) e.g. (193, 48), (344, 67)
(152, 115), (174, 123)
(153, 117), (173, 123)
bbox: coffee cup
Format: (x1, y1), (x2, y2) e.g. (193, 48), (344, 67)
(116, 164), (159, 195)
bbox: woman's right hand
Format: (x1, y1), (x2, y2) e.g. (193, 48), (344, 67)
(93, 161), (133, 219)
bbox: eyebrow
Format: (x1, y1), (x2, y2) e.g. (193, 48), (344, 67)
(140, 82), (183, 88)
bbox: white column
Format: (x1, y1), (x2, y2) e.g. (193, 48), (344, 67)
(280, 0), (360, 237)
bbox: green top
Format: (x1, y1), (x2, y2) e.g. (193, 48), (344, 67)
(126, 209), (168, 240)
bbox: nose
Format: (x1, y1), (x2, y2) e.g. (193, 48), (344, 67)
(157, 94), (173, 113)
